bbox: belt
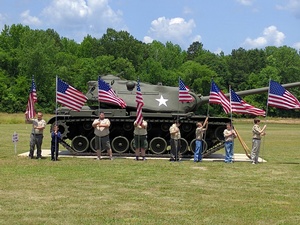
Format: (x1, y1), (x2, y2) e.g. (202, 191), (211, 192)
(32, 133), (43, 136)
(98, 134), (109, 138)
(134, 135), (147, 137)
(225, 141), (233, 143)
(253, 138), (261, 140)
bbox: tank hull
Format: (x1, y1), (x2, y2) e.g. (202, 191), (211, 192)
(48, 107), (230, 158)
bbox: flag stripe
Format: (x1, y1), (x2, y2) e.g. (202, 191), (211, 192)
(179, 79), (194, 102)
(231, 89), (265, 116)
(136, 79), (144, 125)
(209, 81), (231, 114)
(57, 77), (88, 111)
(25, 77), (37, 119)
(98, 78), (127, 108)
(268, 80), (300, 109)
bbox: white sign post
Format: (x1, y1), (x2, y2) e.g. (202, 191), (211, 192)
(12, 131), (19, 154)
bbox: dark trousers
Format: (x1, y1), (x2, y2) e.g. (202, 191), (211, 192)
(51, 142), (59, 160)
(170, 139), (181, 160)
(29, 134), (43, 158)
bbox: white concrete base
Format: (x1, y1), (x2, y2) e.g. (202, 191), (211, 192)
(18, 149), (266, 163)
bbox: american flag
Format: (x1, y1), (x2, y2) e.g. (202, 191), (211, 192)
(98, 78), (127, 108)
(209, 81), (231, 114)
(57, 77), (88, 111)
(230, 89), (266, 116)
(179, 78), (194, 102)
(25, 77), (38, 119)
(136, 79), (144, 125)
(268, 80), (300, 109)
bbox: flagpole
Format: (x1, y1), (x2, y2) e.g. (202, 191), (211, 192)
(229, 85), (234, 162)
(98, 75), (101, 113)
(55, 76), (58, 161)
(204, 79), (213, 143)
(260, 79), (271, 163)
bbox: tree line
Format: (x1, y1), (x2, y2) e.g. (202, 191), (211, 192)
(1, 24), (300, 117)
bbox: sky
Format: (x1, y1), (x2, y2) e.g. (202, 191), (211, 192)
(0, 0), (300, 55)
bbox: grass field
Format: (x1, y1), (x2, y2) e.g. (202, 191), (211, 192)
(0, 114), (300, 225)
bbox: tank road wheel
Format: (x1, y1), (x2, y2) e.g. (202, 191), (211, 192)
(181, 123), (192, 133)
(215, 126), (226, 141)
(111, 136), (129, 153)
(161, 123), (171, 132)
(178, 138), (189, 154)
(90, 137), (105, 153)
(189, 139), (208, 154)
(83, 122), (92, 131)
(149, 137), (167, 154)
(72, 135), (89, 153)
(123, 123), (133, 132)
(54, 121), (69, 139)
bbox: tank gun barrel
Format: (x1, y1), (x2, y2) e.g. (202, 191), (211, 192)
(200, 81), (300, 104)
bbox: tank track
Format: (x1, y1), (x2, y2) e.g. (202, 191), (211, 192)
(52, 116), (228, 158)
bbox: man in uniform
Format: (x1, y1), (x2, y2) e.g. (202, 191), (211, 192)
(251, 118), (266, 164)
(25, 111), (46, 159)
(169, 120), (181, 161)
(133, 119), (148, 161)
(92, 112), (113, 160)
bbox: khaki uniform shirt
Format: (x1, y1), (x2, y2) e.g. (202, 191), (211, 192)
(28, 118), (46, 135)
(134, 120), (147, 135)
(93, 118), (110, 137)
(169, 124), (181, 140)
(252, 124), (262, 139)
(196, 127), (205, 140)
(223, 129), (236, 142)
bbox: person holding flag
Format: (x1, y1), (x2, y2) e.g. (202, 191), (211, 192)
(251, 118), (267, 164)
(133, 79), (147, 161)
(223, 122), (237, 163)
(194, 117), (208, 162)
(133, 120), (148, 161)
(25, 111), (46, 159)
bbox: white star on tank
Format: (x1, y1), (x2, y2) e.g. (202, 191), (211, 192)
(156, 95), (168, 107)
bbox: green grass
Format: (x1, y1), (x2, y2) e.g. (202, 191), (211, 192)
(0, 115), (300, 224)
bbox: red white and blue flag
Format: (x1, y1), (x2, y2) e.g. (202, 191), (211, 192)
(57, 77), (88, 111)
(209, 81), (231, 114)
(179, 78), (193, 102)
(25, 77), (38, 119)
(230, 89), (266, 116)
(98, 77), (127, 108)
(268, 80), (300, 109)
(136, 79), (144, 125)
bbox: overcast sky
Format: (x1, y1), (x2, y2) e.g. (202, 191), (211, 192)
(1, 0), (300, 54)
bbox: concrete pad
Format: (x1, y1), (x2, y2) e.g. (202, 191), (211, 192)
(18, 149), (266, 163)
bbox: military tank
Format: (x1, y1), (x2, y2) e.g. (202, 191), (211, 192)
(48, 75), (300, 158)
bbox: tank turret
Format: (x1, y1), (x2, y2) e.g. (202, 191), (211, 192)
(86, 75), (202, 113)
(48, 75), (300, 158)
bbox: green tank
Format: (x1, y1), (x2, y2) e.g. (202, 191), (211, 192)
(48, 75), (300, 158)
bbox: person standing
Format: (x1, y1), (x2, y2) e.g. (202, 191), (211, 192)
(223, 122), (237, 163)
(169, 120), (181, 161)
(133, 120), (148, 161)
(194, 117), (208, 162)
(92, 112), (113, 160)
(25, 111), (46, 159)
(51, 125), (61, 161)
(251, 118), (266, 164)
